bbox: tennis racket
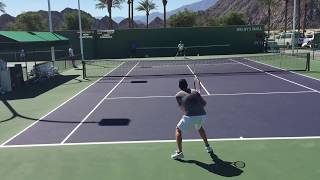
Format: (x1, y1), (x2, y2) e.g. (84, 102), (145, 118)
(229, 161), (246, 168)
(192, 64), (202, 93)
(194, 77), (201, 93)
(209, 152), (245, 169)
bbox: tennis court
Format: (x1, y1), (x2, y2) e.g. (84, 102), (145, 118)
(1, 54), (320, 179)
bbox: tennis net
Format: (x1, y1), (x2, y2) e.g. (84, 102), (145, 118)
(82, 52), (310, 79)
(135, 44), (231, 58)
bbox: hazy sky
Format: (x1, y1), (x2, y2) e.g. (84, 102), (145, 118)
(1, 0), (200, 17)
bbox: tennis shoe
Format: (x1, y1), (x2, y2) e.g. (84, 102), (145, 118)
(205, 145), (213, 153)
(171, 151), (184, 160)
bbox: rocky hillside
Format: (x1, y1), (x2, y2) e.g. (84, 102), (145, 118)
(134, 0), (218, 23)
(0, 14), (14, 29)
(203, 0), (320, 29)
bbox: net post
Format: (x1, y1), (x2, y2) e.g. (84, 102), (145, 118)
(306, 52), (310, 71)
(82, 61), (86, 79)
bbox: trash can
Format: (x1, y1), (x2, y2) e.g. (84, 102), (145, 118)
(9, 64), (24, 89)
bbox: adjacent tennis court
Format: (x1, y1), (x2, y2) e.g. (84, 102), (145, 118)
(1, 53), (320, 180)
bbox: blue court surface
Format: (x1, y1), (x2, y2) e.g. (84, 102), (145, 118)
(2, 57), (320, 147)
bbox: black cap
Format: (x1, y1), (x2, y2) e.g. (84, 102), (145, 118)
(179, 79), (188, 90)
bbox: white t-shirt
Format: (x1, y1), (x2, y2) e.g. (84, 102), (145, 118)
(175, 89), (206, 116)
(178, 43), (184, 51)
(68, 48), (74, 57)
(20, 49), (26, 58)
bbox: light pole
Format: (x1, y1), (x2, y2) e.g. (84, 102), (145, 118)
(78, 0), (84, 61)
(47, 0), (56, 62)
(292, 0), (296, 53)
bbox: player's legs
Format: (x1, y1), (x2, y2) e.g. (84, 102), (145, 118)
(171, 127), (184, 159)
(175, 50), (179, 57)
(176, 127), (182, 152)
(198, 126), (209, 146)
(72, 56), (77, 68)
(171, 116), (188, 159)
(198, 127), (213, 153)
(195, 116), (213, 153)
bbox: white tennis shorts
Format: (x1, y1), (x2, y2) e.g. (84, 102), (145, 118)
(177, 115), (207, 132)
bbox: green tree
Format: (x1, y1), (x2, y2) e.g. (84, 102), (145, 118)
(9, 12), (46, 31)
(162, 0), (168, 28)
(96, 0), (124, 29)
(207, 17), (221, 26)
(62, 12), (94, 30)
(136, 0), (157, 29)
(220, 12), (246, 25)
(206, 12), (246, 27)
(0, 2), (6, 14)
(169, 10), (197, 27)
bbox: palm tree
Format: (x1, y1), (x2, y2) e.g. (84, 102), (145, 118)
(128, 0), (131, 28)
(297, 0), (301, 32)
(0, 2), (6, 14)
(136, 0), (156, 29)
(303, 0), (308, 34)
(284, 0), (288, 32)
(96, 0), (124, 29)
(131, 0), (134, 28)
(261, 0), (276, 38)
(162, 0), (168, 28)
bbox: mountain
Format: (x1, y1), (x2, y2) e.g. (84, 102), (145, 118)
(134, 0), (218, 24)
(97, 16), (119, 30)
(171, 0), (218, 14)
(2, 0), (320, 31)
(149, 17), (163, 28)
(37, 10), (64, 30)
(113, 16), (125, 23)
(0, 0), (218, 30)
(118, 18), (145, 29)
(0, 14), (15, 29)
(202, 0), (320, 29)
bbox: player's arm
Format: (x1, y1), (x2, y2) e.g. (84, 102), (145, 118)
(176, 96), (186, 112)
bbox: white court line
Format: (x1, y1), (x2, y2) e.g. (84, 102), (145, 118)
(186, 65), (211, 95)
(244, 57), (320, 83)
(230, 59), (320, 93)
(60, 62), (139, 144)
(141, 62), (238, 68)
(104, 90), (315, 100)
(2, 136), (320, 149)
(106, 95), (175, 100)
(0, 62), (125, 147)
(207, 90), (315, 96)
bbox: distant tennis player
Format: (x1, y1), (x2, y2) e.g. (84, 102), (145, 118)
(175, 40), (186, 57)
(171, 79), (213, 160)
(68, 47), (77, 68)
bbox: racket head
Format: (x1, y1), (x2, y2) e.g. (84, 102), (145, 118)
(233, 161), (246, 168)
(194, 77), (201, 93)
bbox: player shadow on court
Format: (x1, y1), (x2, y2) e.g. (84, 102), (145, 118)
(176, 153), (244, 177)
(98, 119), (130, 126)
